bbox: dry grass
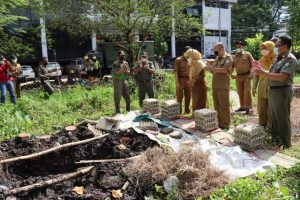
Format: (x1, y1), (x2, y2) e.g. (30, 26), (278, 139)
(125, 147), (228, 199)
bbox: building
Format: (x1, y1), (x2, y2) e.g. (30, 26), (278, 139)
(201, 0), (237, 58)
(168, 0), (237, 59)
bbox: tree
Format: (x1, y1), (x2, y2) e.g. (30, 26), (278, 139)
(231, 0), (285, 42)
(44, 0), (202, 67)
(244, 33), (264, 60)
(0, 0), (37, 60)
(286, 0), (300, 51)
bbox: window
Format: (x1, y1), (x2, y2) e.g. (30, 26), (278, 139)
(205, 30), (228, 37)
(186, 7), (200, 17)
(205, 1), (228, 9)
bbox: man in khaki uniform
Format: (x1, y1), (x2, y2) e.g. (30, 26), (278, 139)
(206, 42), (232, 129)
(174, 46), (191, 113)
(133, 52), (155, 107)
(232, 41), (254, 113)
(111, 51), (131, 114)
(254, 35), (297, 148)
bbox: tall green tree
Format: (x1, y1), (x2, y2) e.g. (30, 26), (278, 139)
(232, 0), (285, 42)
(0, 0), (36, 59)
(286, 0), (300, 51)
(44, 0), (202, 66)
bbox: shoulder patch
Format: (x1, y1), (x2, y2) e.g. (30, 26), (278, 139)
(225, 59), (230, 64)
(284, 62), (290, 67)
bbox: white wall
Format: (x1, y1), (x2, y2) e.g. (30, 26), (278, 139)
(201, 0), (234, 58)
(203, 6), (231, 30)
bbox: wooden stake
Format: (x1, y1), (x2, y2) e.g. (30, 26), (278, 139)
(4, 166), (94, 196)
(0, 134), (109, 164)
(75, 155), (140, 165)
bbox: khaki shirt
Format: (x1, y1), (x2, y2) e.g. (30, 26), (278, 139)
(269, 52), (297, 87)
(134, 61), (155, 81)
(212, 53), (233, 89)
(173, 56), (189, 78)
(232, 51), (254, 75)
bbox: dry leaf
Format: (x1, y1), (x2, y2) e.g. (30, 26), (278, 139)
(111, 189), (123, 198)
(117, 144), (127, 150)
(72, 186), (84, 195)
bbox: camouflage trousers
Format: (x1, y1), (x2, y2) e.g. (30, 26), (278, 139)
(137, 80), (154, 107)
(113, 79), (130, 114)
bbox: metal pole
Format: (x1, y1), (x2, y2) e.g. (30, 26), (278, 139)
(92, 31), (97, 51)
(40, 0), (48, 58)
(218, 0), (221, 42)
(171, 5), (176, 58)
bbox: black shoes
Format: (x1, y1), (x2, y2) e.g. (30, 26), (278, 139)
(235, 108), (246, 112)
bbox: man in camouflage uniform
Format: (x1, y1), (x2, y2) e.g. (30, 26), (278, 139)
(133, 52), (155, 107)
(254, 35), (297, 148)
(112, 51), (131, 114)
(206, 42), (233, 129)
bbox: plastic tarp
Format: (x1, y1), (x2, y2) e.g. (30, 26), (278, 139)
(115, 111), (276, 179)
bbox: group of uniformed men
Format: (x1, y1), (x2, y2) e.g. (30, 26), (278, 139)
(112, 35), (296, 148)
(173, 35), (297, 148)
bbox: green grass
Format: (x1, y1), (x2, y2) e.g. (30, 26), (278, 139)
(209, 164), (300, 200)
(294, 73), (300, 84)
(0, 72), (175, 140)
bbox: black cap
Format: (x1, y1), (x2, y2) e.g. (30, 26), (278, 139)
(184, 46), (192, 52)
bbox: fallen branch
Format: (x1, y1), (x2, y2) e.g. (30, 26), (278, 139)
(0, 134), (109, 164)
(75, 155), (141, 165)
(4, 166), (94, 196)
(76, 119), (98, 127)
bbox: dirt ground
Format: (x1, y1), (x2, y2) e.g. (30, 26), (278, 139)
(290, 98), (300, 145)
(247, 97), (300, 146)
(0, 122), (157, 199)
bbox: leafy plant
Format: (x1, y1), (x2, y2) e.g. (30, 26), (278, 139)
(244, 33), (264, 60)
(209, 165), (300, 200)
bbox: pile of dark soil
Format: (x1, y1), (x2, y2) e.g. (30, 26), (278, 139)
(0, 122), (157, 199)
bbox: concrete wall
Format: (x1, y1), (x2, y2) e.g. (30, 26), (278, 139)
(201, 0), (235, 58)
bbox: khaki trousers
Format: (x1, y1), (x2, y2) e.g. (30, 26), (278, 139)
(176, 78), (191, 113)
(257, 97), (271, 129)
(13, 79), (21, 98)
(213, 88), (231, 128)
(236, 75), (252, 108)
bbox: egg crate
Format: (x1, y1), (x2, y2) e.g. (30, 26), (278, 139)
(142, 98), (160, 114)
(234, 123), (264, 150)
(140, 119), (159, 131)
(160, 100), (180, 120)
(161, 111), (180, 120)
(194, 109), (218, 132)
(96, 118), (120, 131)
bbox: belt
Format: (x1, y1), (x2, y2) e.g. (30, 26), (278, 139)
(178, 76), (189, 79)
(270, 85), (291, 89)
(237, 71), (250, 76)
(138, 79), (152, 83)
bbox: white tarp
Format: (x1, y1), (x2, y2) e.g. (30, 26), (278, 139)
(116, 111), (276, 179)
